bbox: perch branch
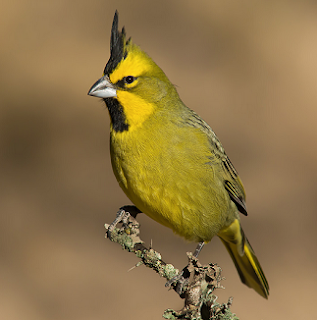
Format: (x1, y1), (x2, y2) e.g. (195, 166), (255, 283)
(105, 206), (239, 320)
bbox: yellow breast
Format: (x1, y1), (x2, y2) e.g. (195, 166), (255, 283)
(110, 118), (234, 242)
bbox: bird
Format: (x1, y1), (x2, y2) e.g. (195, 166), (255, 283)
(88, 11), (269, 298)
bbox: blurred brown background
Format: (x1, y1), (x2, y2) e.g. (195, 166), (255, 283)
(1, 0), (317, 319)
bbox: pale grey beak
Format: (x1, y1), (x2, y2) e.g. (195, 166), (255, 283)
(88, 75), (117, 98)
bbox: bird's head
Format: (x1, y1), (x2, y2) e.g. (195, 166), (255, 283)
(88, 11), (178, 132)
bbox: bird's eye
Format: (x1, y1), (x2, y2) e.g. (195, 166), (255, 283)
(125, 76), (135, 84)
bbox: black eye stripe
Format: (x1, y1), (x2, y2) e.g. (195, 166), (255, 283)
(116, 79), (125, 88)
(115, 76), (136, 88)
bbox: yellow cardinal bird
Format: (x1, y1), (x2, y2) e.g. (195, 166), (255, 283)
(88, 11), (269, 298)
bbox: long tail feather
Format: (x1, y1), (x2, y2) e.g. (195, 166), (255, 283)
(218, 219), (269, 298)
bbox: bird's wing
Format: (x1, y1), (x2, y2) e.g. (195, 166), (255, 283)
(185, 110), (248, 216)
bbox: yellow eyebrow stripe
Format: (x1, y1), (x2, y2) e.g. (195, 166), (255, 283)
(109, 44), (153, 84)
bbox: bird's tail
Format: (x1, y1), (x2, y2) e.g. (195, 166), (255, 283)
(217, 219), (269, 298)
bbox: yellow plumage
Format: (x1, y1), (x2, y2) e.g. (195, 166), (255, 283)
(88, 11), (269, 298)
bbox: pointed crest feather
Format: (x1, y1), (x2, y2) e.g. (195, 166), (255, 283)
(104, 11), (129, 76)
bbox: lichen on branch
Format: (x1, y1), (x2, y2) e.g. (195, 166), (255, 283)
(105, 206), (239, 320)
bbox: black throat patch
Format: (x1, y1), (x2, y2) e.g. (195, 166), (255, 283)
(103, 97), (129, 132)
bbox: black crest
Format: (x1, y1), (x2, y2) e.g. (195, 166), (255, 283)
(104, 11), (130, 76)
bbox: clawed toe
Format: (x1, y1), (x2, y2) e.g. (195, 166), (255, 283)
(106, 205), (141, 239)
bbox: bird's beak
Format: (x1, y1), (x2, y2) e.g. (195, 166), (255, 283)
(88, 75), (117, 98)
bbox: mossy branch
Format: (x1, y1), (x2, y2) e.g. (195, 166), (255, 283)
(105, 206), (239, 320)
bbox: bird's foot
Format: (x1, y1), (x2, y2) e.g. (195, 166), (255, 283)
(106, 205), (141, 240)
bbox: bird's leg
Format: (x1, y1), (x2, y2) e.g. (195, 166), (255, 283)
(193, 241), (205, 258)
(106, 205), (141, 239)
(165, 241), (205, 295)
